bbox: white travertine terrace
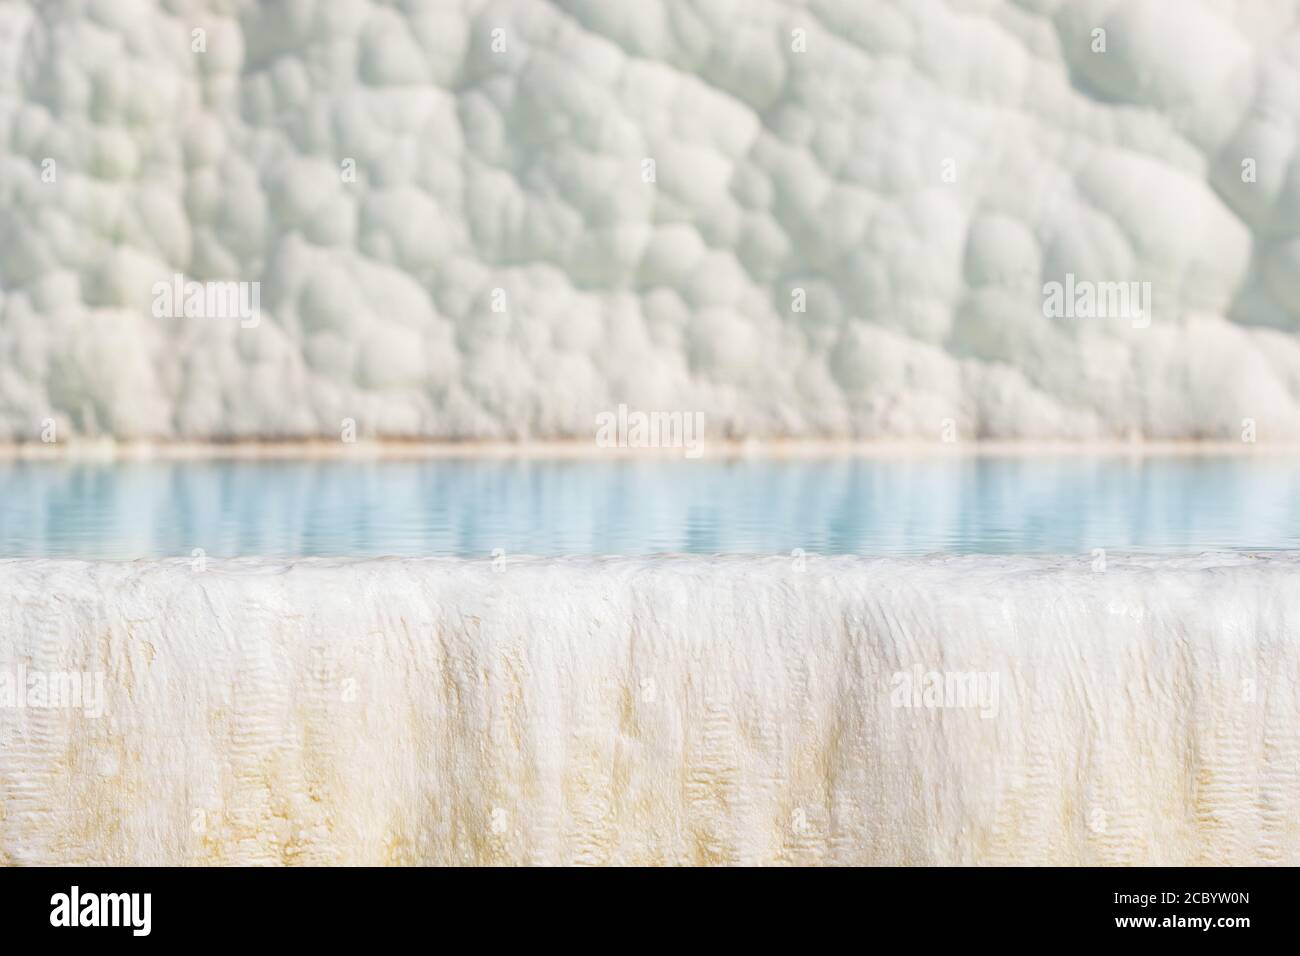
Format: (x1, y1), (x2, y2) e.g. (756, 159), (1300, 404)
(2, 0), (1300, 442)
(1, 554), (1296, 866)
(3, 1), (1299, 871)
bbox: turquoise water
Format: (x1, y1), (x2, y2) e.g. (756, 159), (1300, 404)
(2, 455), (1299, 559)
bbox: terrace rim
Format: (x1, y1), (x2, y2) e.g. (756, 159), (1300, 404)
(0, 438), (1299, 461)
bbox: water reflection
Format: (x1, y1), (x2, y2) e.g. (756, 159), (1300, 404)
(1, 456), (1298, 558)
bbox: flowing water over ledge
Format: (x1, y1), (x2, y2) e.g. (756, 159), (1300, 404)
(2, 553), (1297, 865)
(2, 453), (1300, 558)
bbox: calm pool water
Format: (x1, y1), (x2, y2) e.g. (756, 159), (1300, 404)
(2, 456), (1299, 559)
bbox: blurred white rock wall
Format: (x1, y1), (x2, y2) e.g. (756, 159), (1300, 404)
(2, 0), (1300, 441)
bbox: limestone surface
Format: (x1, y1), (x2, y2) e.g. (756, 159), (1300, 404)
(2, 1), (1300, 440)
(0, 554), (1296, 865)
